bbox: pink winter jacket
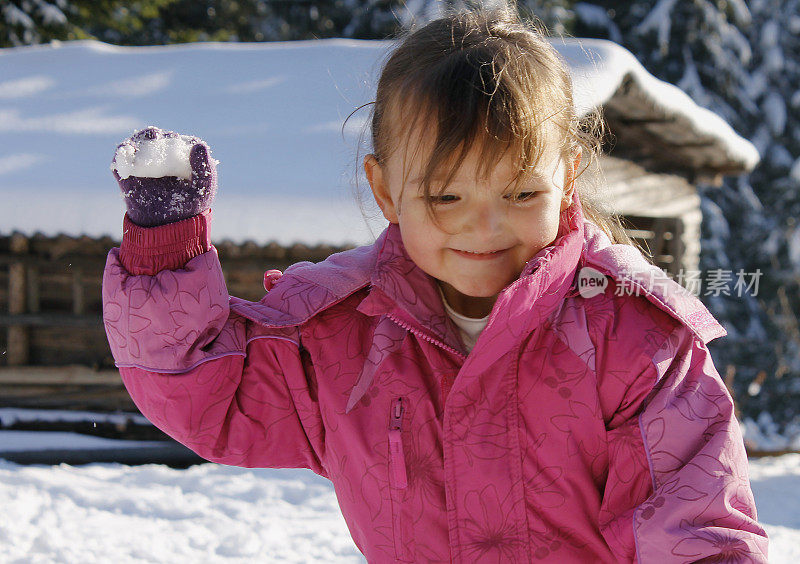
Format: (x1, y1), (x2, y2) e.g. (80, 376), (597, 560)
(102, 194), (768, 563)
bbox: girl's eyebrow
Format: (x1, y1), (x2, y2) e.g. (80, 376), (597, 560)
(409, 170), (553, 185)
(408, 173), (452, 184)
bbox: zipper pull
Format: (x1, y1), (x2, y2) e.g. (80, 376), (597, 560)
(390, 397), (403, 429)
(388, 397), (407, 488)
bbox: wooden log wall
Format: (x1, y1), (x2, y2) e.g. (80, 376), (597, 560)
(622, 215), (685, 277)
(0, 232), (350, 369)
(599, 154), (700, 274)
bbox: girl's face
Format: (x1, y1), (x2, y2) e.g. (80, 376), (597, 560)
(365, 129), (578, 318)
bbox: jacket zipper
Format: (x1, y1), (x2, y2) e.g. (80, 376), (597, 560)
(386, 314), (464, 408)
(386, 314), (466, 360)
(388, 397), (408, 489)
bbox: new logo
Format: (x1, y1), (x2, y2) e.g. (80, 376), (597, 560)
(577, 266), (608, 298)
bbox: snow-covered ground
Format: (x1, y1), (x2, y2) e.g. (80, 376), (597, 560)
(0, 407), (149, 428)
(0, 460), (364, 563)
(0, 430), (161, 452)
(0, 450), (796, 562)
(750, 455), (800, 562)
(1, 409), (795, 560)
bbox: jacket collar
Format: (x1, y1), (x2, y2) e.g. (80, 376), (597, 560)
(355, 223), (466, 354)
(581, 222), (726, 344)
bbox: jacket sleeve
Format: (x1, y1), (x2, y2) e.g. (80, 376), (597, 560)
(102, 211), (326, 474)
(598, 324), (768, 563)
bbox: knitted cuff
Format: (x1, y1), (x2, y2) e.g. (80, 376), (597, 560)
(119, 209), (212, 276)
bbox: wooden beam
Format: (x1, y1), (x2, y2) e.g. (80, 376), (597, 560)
(8, 234), (29, 365)
(72, 267), (85, 315)
(0, 365), (121, 385)
(27, 265), (40, 313)
(8, 263), (26, 317)
(0, 313), (103, 328)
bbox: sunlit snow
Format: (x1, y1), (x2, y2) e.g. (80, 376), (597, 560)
(0, 452), (797, 562)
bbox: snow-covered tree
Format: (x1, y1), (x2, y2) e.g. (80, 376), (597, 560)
(387, 0), (577, 35)
(574, 0), (800, 430)
(1, 0), (182, 47)
(1, 0), (70, 47)
(72, 0), (181, 45)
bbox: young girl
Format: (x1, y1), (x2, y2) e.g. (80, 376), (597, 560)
(103, 6), (768, 563)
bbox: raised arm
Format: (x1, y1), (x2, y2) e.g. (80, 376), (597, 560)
(102, 127), (326, 474)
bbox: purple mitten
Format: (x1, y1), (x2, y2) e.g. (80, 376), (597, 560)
(111, 126), (218, 227)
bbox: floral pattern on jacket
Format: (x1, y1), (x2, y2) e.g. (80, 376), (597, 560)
(102, 193), (768, 563)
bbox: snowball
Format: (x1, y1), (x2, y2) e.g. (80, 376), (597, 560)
(111, 131), (200, 180)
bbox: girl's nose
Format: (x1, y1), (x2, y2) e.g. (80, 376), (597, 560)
(462, 200), (503, 236)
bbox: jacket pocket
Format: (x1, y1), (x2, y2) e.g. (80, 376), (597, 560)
(388, 396), (414, 562)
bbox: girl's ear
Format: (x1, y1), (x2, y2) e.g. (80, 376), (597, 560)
(560, 149), (582, 211)
(364, 154), (399, 223)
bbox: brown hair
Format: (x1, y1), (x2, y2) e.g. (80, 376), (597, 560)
(350, 1), (633, 245)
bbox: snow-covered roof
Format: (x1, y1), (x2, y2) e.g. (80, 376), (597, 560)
(0, 38), (756, 244)
(556, 38), (759, 177)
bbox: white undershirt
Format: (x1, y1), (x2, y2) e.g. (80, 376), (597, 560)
(438, 287), (490, 353)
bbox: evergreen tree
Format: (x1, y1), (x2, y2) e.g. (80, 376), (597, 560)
(1, 0), (71, 47)
(383, 0), (578, 36)
(0, 0), (182, 47)
(159, 0), (352, 43)
(574, 0), (800, 429)
(71, 0), (179, 45)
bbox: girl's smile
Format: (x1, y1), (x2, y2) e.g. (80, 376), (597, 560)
(450, 247), (508, 259)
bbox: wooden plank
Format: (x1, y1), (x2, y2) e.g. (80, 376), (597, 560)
(602, 80), (751, 177)
(668, 217), (686, 275)
(0, 313), (103, 328)
(622, 215), (684, 276)
(9, 263), (26, 316)
(0, 269), (8, 309)
(72, 267), (85, 315)
(0, 365), (120, 385)
(29, 325), (114, 367)
(37, 268), (87, 312)
(0, 387), (136, 411)
(0, 255), (108, 269)
(27, 265), (40, 313)
(6, 326), (29, 365)
(7, 234), (29, 365)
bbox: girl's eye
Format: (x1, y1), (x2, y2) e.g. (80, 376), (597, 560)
(505, 191), (538, 203)
(427, 194), (459, 204)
